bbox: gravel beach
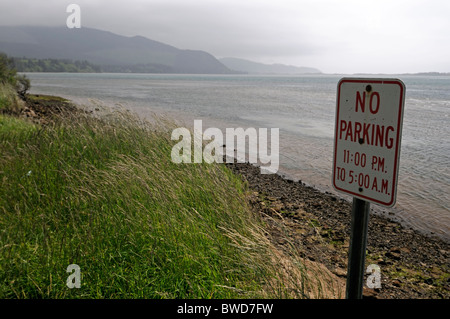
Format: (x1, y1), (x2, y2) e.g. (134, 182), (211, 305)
(227, 161), (449, 299)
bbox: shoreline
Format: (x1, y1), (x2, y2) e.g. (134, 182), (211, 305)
(226, 161), (449, 298)
(276, 167), (449, 243)
(14, 94), (450, 299)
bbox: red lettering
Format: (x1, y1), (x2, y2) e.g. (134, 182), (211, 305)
(363, 123), (371, 144)
(372, 177), (378, 191)
(370, 92), (380, 114)
(356, 91), (365, 112)
(375, 125), (385, 147)
(381, 179), (389, 194)
(339, 120), (347, 140)
(345, 121), (353, 141)
(371, 124), (375, 146)
(386, 126), (394, 149)
(339, 121), (396, 149)
(354, 122), (362, 142)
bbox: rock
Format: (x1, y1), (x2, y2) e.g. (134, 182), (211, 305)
(424, 278), (434, 285)
(320, 229), (330, 238)
(386, 248), (402, 260)
(378, 259), (389, 266)
(270, 202), (284, 212)
(430, 266), (442, 274)
(363, 287), (378, 299)
(400, 247), (410, 254)
(333, 267), (347, 277)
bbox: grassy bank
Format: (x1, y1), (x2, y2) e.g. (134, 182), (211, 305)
(0, 96), (337, 299)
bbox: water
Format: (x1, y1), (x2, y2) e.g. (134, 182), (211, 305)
(24, 73), (450, 242)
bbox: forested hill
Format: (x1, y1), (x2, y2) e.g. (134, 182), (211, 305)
(0, 26), (233, 74)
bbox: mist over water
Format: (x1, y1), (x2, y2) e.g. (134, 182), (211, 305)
(26, 73), (450, 241)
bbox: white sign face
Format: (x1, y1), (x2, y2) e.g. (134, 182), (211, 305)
(332, 78), (406, 207)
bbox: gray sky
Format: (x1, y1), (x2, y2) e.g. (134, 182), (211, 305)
(1, 0), (450, 74)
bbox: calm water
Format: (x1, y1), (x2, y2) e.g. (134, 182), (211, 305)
(25, 73), (450, 241)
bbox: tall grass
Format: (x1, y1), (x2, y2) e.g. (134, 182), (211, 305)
(0, 106), (341, 299)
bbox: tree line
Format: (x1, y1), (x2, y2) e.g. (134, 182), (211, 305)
(10, 57), (177, 74)
(11, 57), (102, 73)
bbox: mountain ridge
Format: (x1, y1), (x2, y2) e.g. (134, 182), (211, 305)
(0, 25), (233, 74)
(220, 57), (321, 74)
(0, 26), (321, 75)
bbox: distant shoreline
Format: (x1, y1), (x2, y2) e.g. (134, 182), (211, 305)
(12, 55), (449, 77)
(18, 69), (450, 76)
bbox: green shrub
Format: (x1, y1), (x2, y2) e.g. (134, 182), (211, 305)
(0, 52), (31, 103)
(0, 82), (24, 112)
(0, 52), (17, 86)
(15, 74), (31, 97)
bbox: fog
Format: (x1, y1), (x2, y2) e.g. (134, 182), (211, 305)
(1, 0), (449, 73)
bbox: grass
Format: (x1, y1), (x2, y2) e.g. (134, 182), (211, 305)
(0, 114), (37, 136)
(0, 83), (24, 113)
(0, 99), (342, 299)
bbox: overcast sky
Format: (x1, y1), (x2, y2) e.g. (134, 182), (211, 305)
(1, 0), (450, 74)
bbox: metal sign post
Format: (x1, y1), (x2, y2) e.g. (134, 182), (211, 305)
(346, 198), (370, 299)
(332, 78), (406, 299)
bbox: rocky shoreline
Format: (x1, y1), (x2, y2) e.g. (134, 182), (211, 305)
(226, 161), (449, 299)
(18, 93), (86, 124)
